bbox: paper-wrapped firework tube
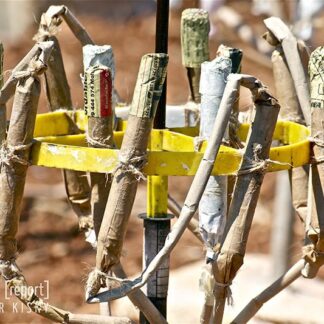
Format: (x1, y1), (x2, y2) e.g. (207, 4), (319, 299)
(263, 17), (311, 125)
(85, 53), (168, 299)
(83, 46), (115, 238)
(87, 73), (238, 304)
(302, 46), (324, 279)
(272, 48), (308, 224)
(198, 56), (231, 262)
(216, 45), (243, 223)
(181, 8), (209, 103)
(198, 55), (232, 324)
(212, 76), (280, 324)
(216, 45), (243, 150)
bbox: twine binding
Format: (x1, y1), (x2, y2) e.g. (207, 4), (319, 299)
(214, 280), (234, 306)
(0, 142), (32, 169)
(114, 152), (147, 181)
(86, 133), (113, 149)
(309, 135), (324, 164)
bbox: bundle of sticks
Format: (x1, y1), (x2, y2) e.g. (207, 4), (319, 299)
(0, 4), (323, 324)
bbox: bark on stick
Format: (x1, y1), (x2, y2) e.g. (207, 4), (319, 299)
(0, 42), (53, 260)
(264, 17), (311, 125)
(37, 5), (94, 46)
(212, 76), (280, 324)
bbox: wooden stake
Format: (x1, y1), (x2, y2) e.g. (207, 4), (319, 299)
(232, 259), (304, 323)
(34, 15), (93, 231)
(211, 76), (280, 324)
(264, 17), (311, 125)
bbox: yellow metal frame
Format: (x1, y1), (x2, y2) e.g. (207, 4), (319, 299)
(31, 110), (310, 176)
(31, 110), (310, 218)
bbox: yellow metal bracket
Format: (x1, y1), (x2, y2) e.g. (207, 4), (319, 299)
(31, 110), (310, 177)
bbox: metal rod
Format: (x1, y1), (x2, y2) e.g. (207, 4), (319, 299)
(140, 2), (170, 322)
(154, 0), (169, 129)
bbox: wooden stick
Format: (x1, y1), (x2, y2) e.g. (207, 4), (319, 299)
(232, 259), (304, 323)
(40, 5), (94, 46)
(181, 9), (210, 103)
(67, 313), (134, 323)
(34, 16), (93, 232)
(167, 194), (203, 243)
(113, 263), (167, 324)
(0, 43), (40, 105)
(0, 42), (53, 261)
(269, 43), (309, 277)
(264, 17), (311, 125)
(87, 73), (238, 303)
(211, 76), (280, 324)
(85, 54), (168, 300)
(199, 263), (215, 324)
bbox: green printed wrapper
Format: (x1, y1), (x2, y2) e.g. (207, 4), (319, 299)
(84, 65), (113, 118)
(309, 46), (324, 109)
(181, 9), (210, 68)
(129, 54), (168, 118)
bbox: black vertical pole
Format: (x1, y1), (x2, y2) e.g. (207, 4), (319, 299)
(153, 0), (169, 129)
(140, 1), (170, 323)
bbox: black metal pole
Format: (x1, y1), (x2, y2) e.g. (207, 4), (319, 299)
(153, 0), (169, 129)
(140, 1), (170, 323)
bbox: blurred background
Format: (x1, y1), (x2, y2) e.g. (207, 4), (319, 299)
(0, 0), (324, 323)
